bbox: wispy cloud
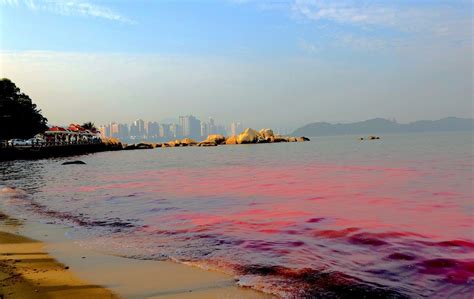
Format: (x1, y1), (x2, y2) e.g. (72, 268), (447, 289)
(0, 0), (135, 24)
(291, 0), (471, 37)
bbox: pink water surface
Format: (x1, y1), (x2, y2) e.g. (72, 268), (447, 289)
(1, 133), (473, 297)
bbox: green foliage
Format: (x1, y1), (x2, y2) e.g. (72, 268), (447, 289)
(0, 78), (48, 140)
(82, 121), (97, 131)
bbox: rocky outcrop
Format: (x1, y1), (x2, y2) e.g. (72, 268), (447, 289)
(237, 128), (259, 144)
(198, 141), (218, 147)
(180, 138), (198, 146)
(225, 136), (238, 145)
(206, 134), (226, 145)
(259, 128), (274, 139)
(157, 127), (309, 149)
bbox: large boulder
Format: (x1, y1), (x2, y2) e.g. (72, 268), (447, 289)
(198, 140), (218, 147)
(181, 138), (198, 146)
(206, 134), (226, 144)
(259, 128), (274, 139)
(237, 128), (259, 144)
(225, 136), (238, 145)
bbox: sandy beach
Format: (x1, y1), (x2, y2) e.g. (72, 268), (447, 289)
(0, 212), (272, 299)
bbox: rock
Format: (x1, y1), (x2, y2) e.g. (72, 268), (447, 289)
(167, 140), (180, 147)
(259, 128), (274, 139)
(180, 138), (198, 146)
(225, 136), (238, 145)
(257, 136), (269, 143)
(136, 143), (153, 149)
(62, 160), (86, 165)
(288, 137), (298, 142)
(237, 128), (259, 144)
(273, 136), (289, 143)
(266, 136), (275, 143)
(155, 143), (162, 148)
(368, 136), (381, 140)
(296, 137), (309, 142)
(206, 134), (226, 144)
(198, 141), (218, 147)
(123, 144), (136, 150)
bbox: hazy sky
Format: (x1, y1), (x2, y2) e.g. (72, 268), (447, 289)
(0, 0), (472, 129)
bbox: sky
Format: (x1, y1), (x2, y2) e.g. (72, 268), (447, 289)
(0, 0), (472, 129)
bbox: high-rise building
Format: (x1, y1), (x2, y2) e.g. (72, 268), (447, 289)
(169, 123), (179, 138)
(134, 119), (146, 137)
(231, 121), (243, 136)
(118, 123), (129, 140)
(99, 124), (110, 138)
(201, 121), (209, 138)
(110, 122), (119, 138)
(129, 122), (139, 139)
(208, 117), (215, 134)
(179, 115), (200, 138)
(147, 121), (160, 139)
(159, 124), (170, 138)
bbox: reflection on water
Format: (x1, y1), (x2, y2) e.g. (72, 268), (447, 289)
(1, 133), (473, 297)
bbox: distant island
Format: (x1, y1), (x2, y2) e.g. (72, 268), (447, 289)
(292, 117), (474, 137)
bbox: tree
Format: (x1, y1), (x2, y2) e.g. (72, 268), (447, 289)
(82, 122), (97, 131)
(0, 78), (48, 140)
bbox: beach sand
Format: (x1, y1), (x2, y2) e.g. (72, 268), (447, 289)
(0, 230), (117, 299)
(0, 213), (273, 298)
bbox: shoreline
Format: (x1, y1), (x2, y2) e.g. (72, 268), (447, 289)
(0, 212), (273, 299)
(0, 143), (123, 162)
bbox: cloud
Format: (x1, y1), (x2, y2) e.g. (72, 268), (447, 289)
(299, 38), (320, 54)
(0, 0), (135, 24)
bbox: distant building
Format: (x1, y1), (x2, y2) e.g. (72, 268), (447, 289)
(231, 121), (243, 136)
(159, 124), (170, 138)
(148, 121), (160, 139)
(134, 119), (146, 138)
(99, 124), (110, 138)
(110, 122), (119, 138)
(118, 123), (129, 139)
(201, 121), (209, 138)
(169, 123), (180, 138)
(179, 115), (200, 138)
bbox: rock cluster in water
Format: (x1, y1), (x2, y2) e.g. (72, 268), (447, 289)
(156, 128), (310, 148)
(123, 128), (310, 149)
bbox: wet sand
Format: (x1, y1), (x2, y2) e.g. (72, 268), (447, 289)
(0, 213), (273, 298)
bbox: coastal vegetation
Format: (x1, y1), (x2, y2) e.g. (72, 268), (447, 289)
(0, 78), (48, 140)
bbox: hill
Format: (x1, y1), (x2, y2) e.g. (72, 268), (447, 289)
(292, 117), (473, 137)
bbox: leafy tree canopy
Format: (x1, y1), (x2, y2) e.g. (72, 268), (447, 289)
(0, 78), (48, 140)
(82, 122), (97, 131)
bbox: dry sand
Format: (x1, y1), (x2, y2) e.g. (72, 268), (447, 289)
(0, 230), (117, 299)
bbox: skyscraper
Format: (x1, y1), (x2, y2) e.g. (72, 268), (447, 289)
(179, 115), (200, 138)
(134, 119), (146, 137)
(231, 121), (243, 136)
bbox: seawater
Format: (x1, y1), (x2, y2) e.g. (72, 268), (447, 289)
(1, 132), (473, 298)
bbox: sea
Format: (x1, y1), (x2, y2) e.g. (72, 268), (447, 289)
(1, 132), (473, 298)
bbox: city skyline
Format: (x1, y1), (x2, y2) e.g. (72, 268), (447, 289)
(97, 115), (248, 142)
